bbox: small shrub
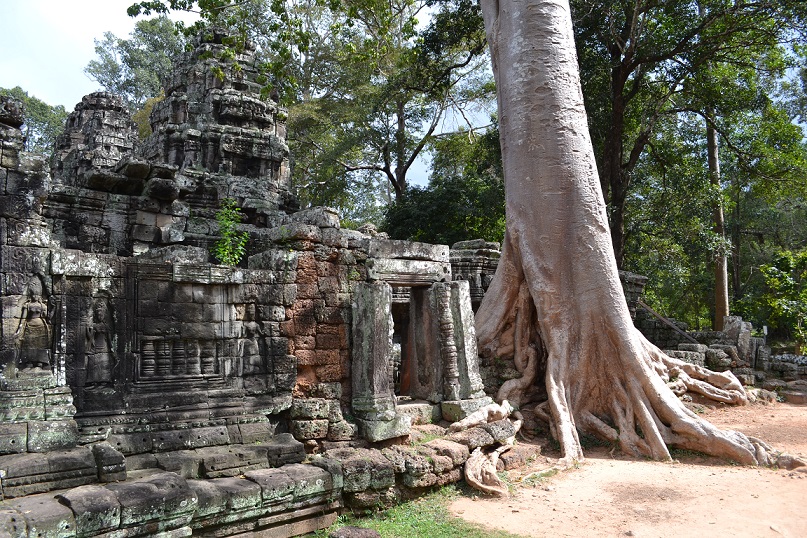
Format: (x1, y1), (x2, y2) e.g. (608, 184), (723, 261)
(213, 197), (248, 266)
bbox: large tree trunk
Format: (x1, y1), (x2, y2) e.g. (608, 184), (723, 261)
(477, 0), (770, 466)
(707, 112), (730, 331)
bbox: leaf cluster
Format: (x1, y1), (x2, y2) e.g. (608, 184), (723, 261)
(213, 198), (249, 266)
(758, 249), (807, 341)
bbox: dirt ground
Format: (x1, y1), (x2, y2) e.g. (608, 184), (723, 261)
(450, 402), (807, 538)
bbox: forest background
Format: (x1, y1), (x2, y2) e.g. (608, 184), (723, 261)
(4, 0), (807, 345)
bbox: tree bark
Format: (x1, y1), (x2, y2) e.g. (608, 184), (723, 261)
(707, 112), (730, 331)
(477, 0), (771, 466)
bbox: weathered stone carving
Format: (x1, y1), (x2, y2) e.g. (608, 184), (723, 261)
(84, 296), (115, 387)
(14, 278), (53, 370)
(239, 303), (265, 375)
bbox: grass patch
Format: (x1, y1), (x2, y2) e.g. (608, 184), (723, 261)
(409, 431), (444, 446)
(520, 466), (560, 487)
(313, 485), (525, 538)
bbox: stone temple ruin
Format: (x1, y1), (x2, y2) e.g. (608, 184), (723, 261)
(2, 26), (802, 538)
(0, 29), (502, 537)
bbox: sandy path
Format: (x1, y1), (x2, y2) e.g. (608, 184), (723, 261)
(450, 402), (807, 538)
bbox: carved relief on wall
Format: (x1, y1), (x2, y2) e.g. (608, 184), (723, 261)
(238, 303), (265, 375)
(14, 278), (53, 371)
(84, 296), (115, 389)
(139, 338), (218, 379)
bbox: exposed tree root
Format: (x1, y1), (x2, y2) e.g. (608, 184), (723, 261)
(454, 404), (524, 496)
(465, 447), (510, 497)
(476, 234), (782, 468)
(448, 400), (514, 433)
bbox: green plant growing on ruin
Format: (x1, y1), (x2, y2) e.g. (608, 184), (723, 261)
(213, 198), (249, 266)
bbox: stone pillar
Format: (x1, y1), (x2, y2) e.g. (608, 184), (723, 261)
(351, 282), (412, 442)
(434, 283), (461, 401)
(351, 282), (395, 421)
(448, 280), (485, 399)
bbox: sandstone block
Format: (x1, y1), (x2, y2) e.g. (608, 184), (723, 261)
(782, 390), (807, 404)
(423, 439), (470, 467)
(313, 382), (342, 399)
(447, 427), (494, 450)
(397, 401), (441, 425)
(284, 462), (335, 500)
(0, 423), (27, 454)
(205, 476), (263, 511)
(27, 420), (79, 453)
(327, 421), (357, 442)
(291, 398), (331, 420)
(343, 487), (401, 510)
(265, 433), (306, 466)
(92, 443), (126, 482)
(7, 494), (76, 538)
(356, 414), (411, 443)
(291, 419), (329, 440)
(289, 207), (340, 229)
(56, 484), (122, 536)
(441, 397), (493, 423)
(243, 468), (296, 503)
(403, 471), (437, 488)
(368, 239), (449, 262)
(326, 448), (394, 493)
(308, 456), (344, 490)
(481, 419), (516, 443)
(238, 421), (276, 444)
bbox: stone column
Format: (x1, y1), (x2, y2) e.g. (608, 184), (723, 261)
(351, 282), (412, 442)
(351, 282), (395, 421)
(433, 283), (461, 401)
(448, 280), (485, 399)
(440, 281), (491, 422)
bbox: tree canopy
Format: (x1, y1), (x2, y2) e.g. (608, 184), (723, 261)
(383, 127), (504, 245)
(85, 15), (187, 112)
(572, 0), (807, 268)
(0, 86), (68, 156)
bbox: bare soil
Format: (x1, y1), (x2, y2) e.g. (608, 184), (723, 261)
(450, 402), (807, 538)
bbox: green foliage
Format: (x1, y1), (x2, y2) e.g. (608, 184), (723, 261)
(383, 128), (504, 245)
(85, 16), (186, 111)
(131, 92), (164, 139)
(313, 485), (523, 538)
(757, 249), (807, 341)
(0, 87), (67, 156)
(213, 198), (249, 266)
(572, 0), (807, 266)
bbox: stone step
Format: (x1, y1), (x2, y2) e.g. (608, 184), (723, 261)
(396, 400), (441, 425)
(126, 435), (306, 479)
(2, 461), (343, 538)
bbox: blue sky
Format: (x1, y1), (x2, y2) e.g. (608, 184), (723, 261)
(0, 1), (192, 110)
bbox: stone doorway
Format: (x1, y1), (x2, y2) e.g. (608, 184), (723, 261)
(350, 239), (489, 442)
